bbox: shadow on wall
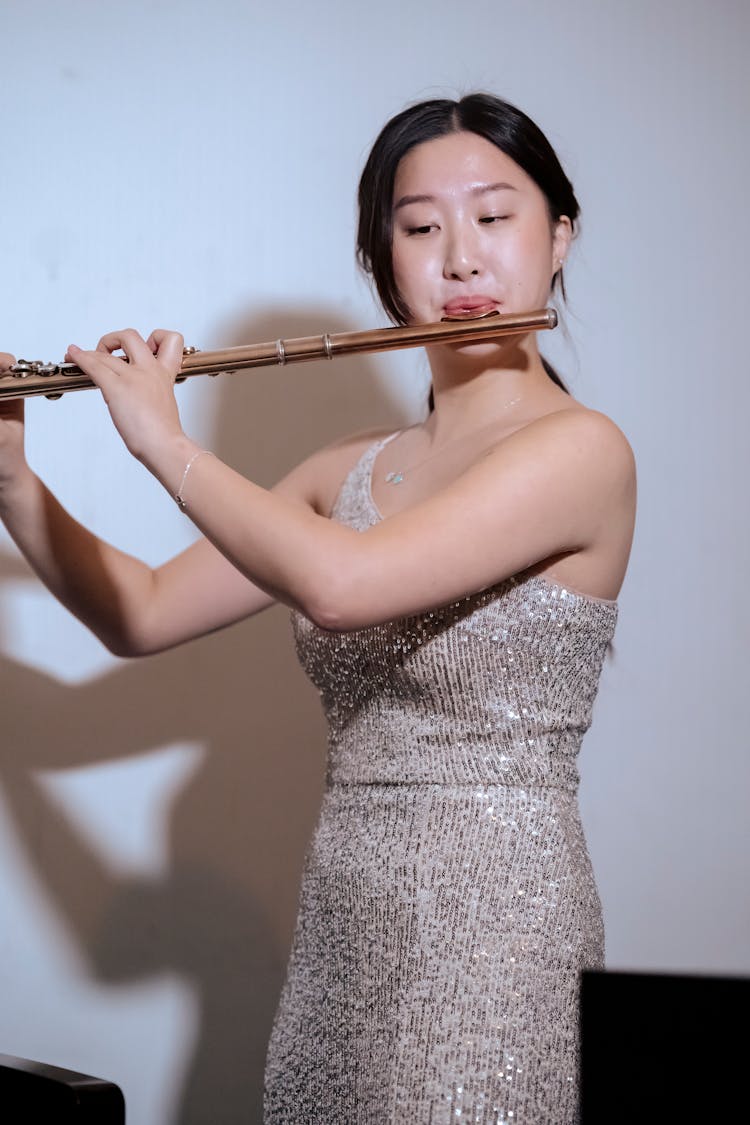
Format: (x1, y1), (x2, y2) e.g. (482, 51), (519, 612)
(0, 305), (412, 1124)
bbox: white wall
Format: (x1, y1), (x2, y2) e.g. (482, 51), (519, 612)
(1, 1), (747, 1121)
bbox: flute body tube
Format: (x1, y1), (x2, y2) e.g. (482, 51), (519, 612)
(3, 308), (557, 401)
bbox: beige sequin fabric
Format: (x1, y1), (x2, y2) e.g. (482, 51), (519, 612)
(264, 435), (618, 1124)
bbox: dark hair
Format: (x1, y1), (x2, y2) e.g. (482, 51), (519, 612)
(356, 92), (580, 394)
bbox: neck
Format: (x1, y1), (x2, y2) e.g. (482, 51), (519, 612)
(424, 332), (558, 442)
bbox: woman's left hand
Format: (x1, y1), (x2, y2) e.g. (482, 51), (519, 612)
(66, 328), (187, 465)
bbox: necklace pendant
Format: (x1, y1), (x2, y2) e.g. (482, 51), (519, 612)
(385, 471), (404, 485)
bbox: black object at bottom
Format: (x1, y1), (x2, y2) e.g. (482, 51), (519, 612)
(0, 1054), (125, 1123)
(580, 969), (749, 1123)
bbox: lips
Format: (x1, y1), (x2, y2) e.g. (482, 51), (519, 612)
(443, 296), (499, 316)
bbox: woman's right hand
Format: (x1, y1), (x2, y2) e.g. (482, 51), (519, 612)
(0, 354), (27, 491)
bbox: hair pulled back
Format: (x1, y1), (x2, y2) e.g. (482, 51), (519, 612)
(356, 92), (580, 392)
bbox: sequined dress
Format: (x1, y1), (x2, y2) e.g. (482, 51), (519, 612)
(264, 435), (618, 1125)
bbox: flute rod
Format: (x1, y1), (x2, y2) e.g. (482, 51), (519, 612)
(3, 307), (557, 401)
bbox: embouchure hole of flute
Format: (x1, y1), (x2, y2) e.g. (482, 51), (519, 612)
(1, 307), (557, 402)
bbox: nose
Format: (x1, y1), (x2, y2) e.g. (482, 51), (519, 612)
(443, 224), (482, 282)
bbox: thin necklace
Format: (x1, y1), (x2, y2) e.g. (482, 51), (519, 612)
(384, 395), (523, 485)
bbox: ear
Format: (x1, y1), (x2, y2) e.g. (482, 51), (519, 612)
(551, 215), (573, 272)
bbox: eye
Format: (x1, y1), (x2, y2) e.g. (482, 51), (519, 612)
(479, 214), (511, 224)
(405, 223), (436, 236)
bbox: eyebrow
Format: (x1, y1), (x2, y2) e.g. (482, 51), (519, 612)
(393, 181), (518, 211)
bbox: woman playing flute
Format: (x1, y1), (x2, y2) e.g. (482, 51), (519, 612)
(0, 92), (636, 1123)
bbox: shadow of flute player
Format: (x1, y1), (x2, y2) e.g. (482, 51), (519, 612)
(0, 312), (409, 1123)
(0, 559), (316, 1124)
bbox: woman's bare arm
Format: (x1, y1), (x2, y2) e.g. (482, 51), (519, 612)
(0, 458), (278, 656)
(37, 329), (635, 640)
(145, 406), (635, 632)
(0, 350), (382, 655)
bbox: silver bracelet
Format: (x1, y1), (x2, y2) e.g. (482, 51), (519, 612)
(175, 449), (215, 512)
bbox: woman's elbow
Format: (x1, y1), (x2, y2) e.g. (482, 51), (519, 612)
(300, 569), (370, 633)
(98, 617), (170, 658)
(303, 595), (354, 634)
(100, 630), (152, 659)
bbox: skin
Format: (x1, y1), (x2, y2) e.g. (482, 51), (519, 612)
(0, 131), (635, 655)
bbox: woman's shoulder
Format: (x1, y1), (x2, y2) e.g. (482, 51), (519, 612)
(320, 425), (397, 459)
(273, 426), (398, 515)
(508, 402), (635, 482)
(310, 426), (399, 478)
(466, 402), (636, 539)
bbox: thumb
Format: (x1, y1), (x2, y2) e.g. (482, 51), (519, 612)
(146, 329), (185, 376)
